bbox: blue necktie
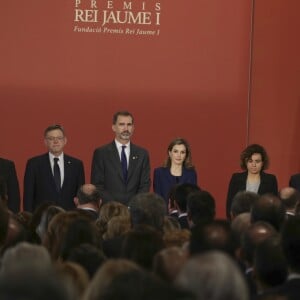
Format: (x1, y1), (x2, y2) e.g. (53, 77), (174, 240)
(53, 157), (61, 191)
(121, 145), (128, 182)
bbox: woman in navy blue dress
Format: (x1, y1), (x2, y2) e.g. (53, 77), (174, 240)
(153, 138), (197, 206)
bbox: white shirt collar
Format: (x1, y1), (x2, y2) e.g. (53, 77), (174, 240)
(115, 139), (130, 149)
(49, 152), (64, 161)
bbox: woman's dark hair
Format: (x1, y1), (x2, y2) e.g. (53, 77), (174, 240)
(163, 138), (194, 169)
(240, 144), (269, 170)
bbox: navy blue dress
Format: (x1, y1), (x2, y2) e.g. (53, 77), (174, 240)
(153, 167), (197, 204)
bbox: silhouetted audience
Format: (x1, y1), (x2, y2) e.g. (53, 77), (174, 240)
(279, 187), (300, 219)
(190, 219), (237, 257)
(173, 183), (200, 229)
(254, 236), (288, 297)
(187, 190), (215, 227)
(230, 191), (258, 219)
(153, 246), (187, 283)
(121, 224), (165, 270)
(251, 194), (286, 231)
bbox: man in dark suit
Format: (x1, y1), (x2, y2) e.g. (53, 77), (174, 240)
(289, 173), (300, 192)
(23, 124), (85, 212)
(91, 111), (150, 205)
(0, 157), (20, 213)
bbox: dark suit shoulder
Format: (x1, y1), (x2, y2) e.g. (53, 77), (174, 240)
(130, 143), (148, 153)
(0, 157), (14, 166)
(26, 153), (49, 164)
(93, 142), (116, 154)
(230, 172), (247, 181)
(290, 173), (300, 181)
(260, 172), (277, 181)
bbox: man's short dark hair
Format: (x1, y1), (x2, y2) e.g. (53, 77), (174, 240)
(174, 183), (200, 212)
(190, 220), (237, 257)
(128, 193), (166, 231)
(187, 190), (215, 225)
(254, 236), (288, 287)
(251, 194), (286, 231)
(112, 111), (134, 124)
(231, 191), (259, 217)
(44, 124), (65, 137)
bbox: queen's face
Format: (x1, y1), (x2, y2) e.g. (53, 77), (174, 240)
(246, 153), (263, 175)
(169, 144), (187, 166)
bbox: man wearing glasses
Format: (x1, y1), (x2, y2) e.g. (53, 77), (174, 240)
(23, 124), (85, 212)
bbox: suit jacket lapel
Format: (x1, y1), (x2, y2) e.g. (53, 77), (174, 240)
(127, 144), (139, 181)
(44, 154), (58, 192)
(62, 155), (72, 190)
(109, 142), (124, 180)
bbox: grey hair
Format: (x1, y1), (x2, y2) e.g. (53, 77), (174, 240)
(176, 251), (249, 300)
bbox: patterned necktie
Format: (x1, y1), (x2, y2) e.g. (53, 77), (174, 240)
(121, 145), (128, 182)
(53, 157), (61, 191)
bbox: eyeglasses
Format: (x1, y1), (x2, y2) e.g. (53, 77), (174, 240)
(46, 136), (65, 141)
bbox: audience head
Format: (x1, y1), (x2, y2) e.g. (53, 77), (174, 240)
(74, 183), (101, 207)
(251, 194), (285, 231)
(121, 224), (165, 270)
(174, 183), (200, 213)
(97, 268), (195, 300)
(1, 242), (52, 275)
(56, 261), (90, 300)
(187, 190), (215, 226)
(83, 259), (141, 300)
(129, 192), (166, 231)
(66, 243), (106, 279)
(1, 215), (30, 255)
(163, 137), (194, 168)
(241, 221), (277, 267)
(254, 235), (288, 291)
(189, 219), (237, 257)
(153, 246), (187, 282)
(163, 228), (190, 248)
(60, 217), (101, 260)
(231, 212), (251, 247)
(240, 144), (269, 171)
(0, 267), (71, 300)
(44, 211), (91, 260)
(103, 215), (131, 240)
(231, 191), (258, 219)
(36, 205), (65, 242)
(279, 187), (300, 214)
(97, 201), (130, 237)
(176, 251), (249, 300)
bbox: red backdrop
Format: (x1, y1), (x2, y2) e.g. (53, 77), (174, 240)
(1, 0), (299, 216)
